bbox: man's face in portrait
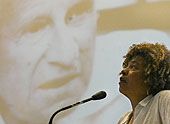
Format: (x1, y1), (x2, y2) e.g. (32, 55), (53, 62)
(0, 0), (97, 123)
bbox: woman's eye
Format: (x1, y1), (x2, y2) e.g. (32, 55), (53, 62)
(129, 64), (137, 69)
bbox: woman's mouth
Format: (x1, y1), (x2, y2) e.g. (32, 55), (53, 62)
(119, 77), (127, 84)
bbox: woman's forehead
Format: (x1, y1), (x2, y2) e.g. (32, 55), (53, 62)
(129, 56), (145, 65)
(123, 56), (144, 66)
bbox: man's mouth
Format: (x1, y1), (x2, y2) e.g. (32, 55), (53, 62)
(38, 73), (81, 89)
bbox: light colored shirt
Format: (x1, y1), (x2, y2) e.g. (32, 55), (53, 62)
(0, 116), (5, 124)
(118, 90), (170, 124)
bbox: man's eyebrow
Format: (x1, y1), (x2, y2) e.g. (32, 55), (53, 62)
(33, 16), (53, 25)
(19, 15), (53, 34)
(19, 12), (51, 25)
(17, 1), (52, 27)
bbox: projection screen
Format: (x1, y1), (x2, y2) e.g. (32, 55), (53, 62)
(0, 0), (169, 124)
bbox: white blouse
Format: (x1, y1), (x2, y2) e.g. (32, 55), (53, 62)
(118, 90), (170, 124)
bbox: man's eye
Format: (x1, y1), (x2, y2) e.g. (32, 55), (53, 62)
(65, 0), (93, 24)
(21, 16), (53, 34)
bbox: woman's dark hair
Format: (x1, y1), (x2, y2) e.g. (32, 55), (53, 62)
(123, 42), (170, 96)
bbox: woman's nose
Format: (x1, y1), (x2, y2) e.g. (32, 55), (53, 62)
(120, 68), (128, 76)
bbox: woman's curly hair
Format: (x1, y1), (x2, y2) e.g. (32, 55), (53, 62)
(123, 42), (170, 96)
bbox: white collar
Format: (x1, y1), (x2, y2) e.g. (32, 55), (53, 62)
(138, 95), (152, 107)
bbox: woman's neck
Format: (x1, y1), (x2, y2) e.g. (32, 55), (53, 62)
(129, 94), (148, 111)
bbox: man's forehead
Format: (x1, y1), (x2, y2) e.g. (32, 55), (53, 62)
(17, 0), (93, 22)
(19, 0), (77, 12)
(19, 0), (90, 9)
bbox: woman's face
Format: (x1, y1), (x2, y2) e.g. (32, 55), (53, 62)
(119, 56), (148, 99)
(0, 0), (97, 123)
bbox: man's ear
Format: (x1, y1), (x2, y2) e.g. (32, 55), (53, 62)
(96, 1), (170, 35)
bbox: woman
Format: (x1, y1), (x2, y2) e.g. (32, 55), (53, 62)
(118, 42), (170, 124)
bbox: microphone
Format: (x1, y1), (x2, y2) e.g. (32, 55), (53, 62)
(48, 91), (107, 124)
(91, 91), (107, 100)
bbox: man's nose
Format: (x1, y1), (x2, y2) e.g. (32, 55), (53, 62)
(45, 31), (79, 66)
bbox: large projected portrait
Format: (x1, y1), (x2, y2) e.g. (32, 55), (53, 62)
(0, 0), (97, 124)
(0, 0), (170, 124)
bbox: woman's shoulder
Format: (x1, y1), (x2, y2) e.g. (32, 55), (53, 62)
(117, 111), (132, 124)
(154, 90), (170, 105)
(155, 90), (170, 98)
(154, 91), (170, 123)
